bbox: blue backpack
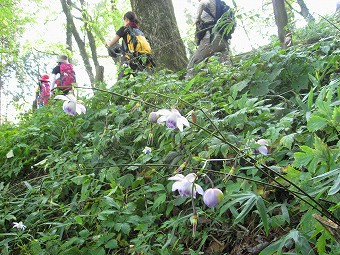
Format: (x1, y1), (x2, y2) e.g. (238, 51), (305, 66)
(205, 0), (236, 40)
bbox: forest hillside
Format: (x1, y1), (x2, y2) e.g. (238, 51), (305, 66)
(1, 18), (340, 255)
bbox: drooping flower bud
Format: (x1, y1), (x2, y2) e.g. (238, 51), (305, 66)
(149, 112), (159, 123)
(203, 188), (224, 208)
(191, 111), (197, 124)
(191, 213), (198, 237)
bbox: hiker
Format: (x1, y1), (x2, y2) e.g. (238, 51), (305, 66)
(186, 0), (235, 80)
(33, 74), (51, 109)
(106, 11), (155, 79)
(50, 54), (76, 95)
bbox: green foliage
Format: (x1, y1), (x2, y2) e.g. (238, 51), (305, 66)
(1, 32), (340, 255)
(0, 0), (34, 72)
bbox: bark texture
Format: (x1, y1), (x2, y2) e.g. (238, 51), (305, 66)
(130, 0), (188, 71)
(272, 0), (289, 47)
(60, 0), (94, 84)
(296, 0), (315, 22)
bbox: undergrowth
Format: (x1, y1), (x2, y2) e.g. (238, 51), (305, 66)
(1, 29), (340, 254)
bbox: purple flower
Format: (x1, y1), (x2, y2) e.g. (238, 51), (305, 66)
(203, 188), (224, 208)
(168, 173), (204, 198)
(143, 146), (152, 154)
(149, 112), (159, 123)
(156, 109), (190, 132)
(255, 139), (269, 155)
(55, 94), (86, 116)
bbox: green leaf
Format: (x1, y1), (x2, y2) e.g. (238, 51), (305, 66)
(59, 247), (82, 255)
(279, 133), (295, 149)
(307, 88), (314, 110)
(329, 173), (340, 195)
(104, 196), (121, 209)
(307, 115), (328, 132)
(271, 215), (287, 228)
(256, 196), (269, 236)
(232, 193), (258, 224)
(71, 175), (86, 185)
(105, 239), (118, 249)
(114, 223), (131, 235)
(97, 210), (116, 220)
(308, 74), (319, 88)
(316, 233), (327, 254)
(230, 79), (249, 98)
(74, 216), (83, 225)
(153, 193), (167, 209)
(332, 106), (340, 129)
(118, 174), (134, 188)
(259, 239), (281, 255)
(294, 146), (314, 167)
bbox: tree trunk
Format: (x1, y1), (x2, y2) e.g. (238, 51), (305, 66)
(272, 0), (289, 47)
(130, 0), (188, 71)
(60, 0), (95, 84)
(80, 0), (100, 68)
(95, 66), (104, 83)
(66, 0), (73, 51)
(296, 0), (315, 22)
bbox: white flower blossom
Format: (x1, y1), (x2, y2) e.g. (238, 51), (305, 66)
(13, 221), (26, 231)
(168, 173), (204, 198)
(55, 94), (86, 116)
(143, 146), (152, 154)
(156, 109), (190, 132)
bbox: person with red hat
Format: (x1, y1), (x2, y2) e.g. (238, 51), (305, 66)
(35, 74), (51, 108)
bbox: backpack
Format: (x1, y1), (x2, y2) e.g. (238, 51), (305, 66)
(39, 81), (50, 105)
(56, 62), (76, 91)
(204, 0), (236, 41)
(124, 26), (152, 55)
(122, 26), (156, 70)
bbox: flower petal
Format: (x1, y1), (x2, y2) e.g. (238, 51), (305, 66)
(157, 115), (167, 124)
(143, 146), (152, 154)
(177, 181), (193, 197)
(179, 116), (190, 127)
(168, 174), (185, 181)
(63, 101), (77, 116)
(171, 181), (182, 192)
(156, 109), (171, 116)
(76, 103), (86, 115)
(166, 114), (177, 129)
(65, 94), (77, 102)
(257, 145), (268, 155)
(257, 139), (268, 146)
(177, 120), (184, 131)
(54, 95), (69, 101)
(195, 184), (204, 196)
(185, 173), (197, 183)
